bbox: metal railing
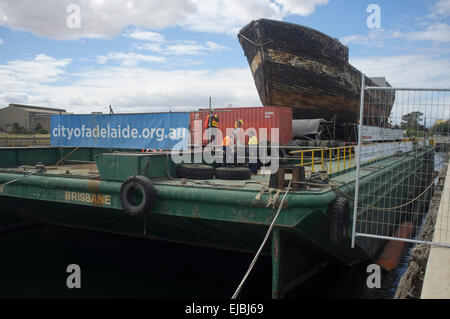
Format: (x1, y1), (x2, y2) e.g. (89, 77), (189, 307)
(288, 141), (421, 175)
(289, 146), (355, 174)
(0, 134), (50, 147)
(351, 78), (450, 248)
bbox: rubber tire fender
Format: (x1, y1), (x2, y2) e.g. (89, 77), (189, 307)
(279, 147), (289, 165)
(261, 141), (289, 165)
(176, 164), (215, 179)
(215, 167), (251, 180)
(328, 197), (351, 244)
(120, 175), (157, 216)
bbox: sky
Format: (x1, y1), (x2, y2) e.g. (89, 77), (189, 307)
(0, 0), (449, 114)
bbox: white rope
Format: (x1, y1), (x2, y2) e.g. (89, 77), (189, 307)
(231, 180), (292, 299)
(0, 169), (38, 193)
(237, 33), (259, 46)
(237, 33), (273, 47)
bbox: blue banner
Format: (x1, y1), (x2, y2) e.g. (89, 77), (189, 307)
(51, 113), (190, 150)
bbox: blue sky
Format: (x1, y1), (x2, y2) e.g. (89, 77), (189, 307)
(0, 0), (448, 113)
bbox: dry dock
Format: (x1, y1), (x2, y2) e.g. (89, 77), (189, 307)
(421, 158), (450, 299)
(395, 156), (449, 299)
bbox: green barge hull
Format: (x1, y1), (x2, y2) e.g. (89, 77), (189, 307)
(0, 146), (434, 298)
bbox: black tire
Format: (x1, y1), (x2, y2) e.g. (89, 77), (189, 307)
(176, 164), (214, 179)
(120, 175), (157, 216)
(215, 167), (251, 180)
(258, 141), (271, 167)
(279, 147), (289, 165)
(328, 197), (351, 244)
(268, 142), (289, 165)
(284, 139), (300, 148)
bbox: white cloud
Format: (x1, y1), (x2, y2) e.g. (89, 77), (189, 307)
(350, 54), (450, 88)
(0, 54), (260, 113)
(96, 52), (166, 66)
(340, 29), (403, 47)
(0, 0), (329, 39)
(0, 54), (72, 85)
(134, 42), (164, 53)
(182, 0), (328, 34)
(428, 0), (450, 18)
(0, 0), (197, 40)
(340, 22), (450, 47)
(180, 0), (283, 34)
(341, 0), (450, 48)
(162, 41), (229, 55)
(123, 29), (165, 42)
(405, 22), (450, 43)
(274, 0), (329, 16)
(0, 54), (72, 108)
(126, 28), (230, 56)
(0, 38), (3, 44)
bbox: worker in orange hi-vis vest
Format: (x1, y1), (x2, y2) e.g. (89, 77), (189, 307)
(222, 134), (233, 167)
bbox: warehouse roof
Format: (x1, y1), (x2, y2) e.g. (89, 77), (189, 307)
(7, 103), (67, 114)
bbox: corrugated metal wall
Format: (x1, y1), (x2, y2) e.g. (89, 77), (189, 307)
(190, 106), (292, 145)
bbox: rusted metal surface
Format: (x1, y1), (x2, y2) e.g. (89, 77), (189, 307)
(277, 168), (286, 190)
(26, 162), (100, 177)
(190, 106), (293, 145)
(291, 166), (305, 191)
(238, 19), (395, 126)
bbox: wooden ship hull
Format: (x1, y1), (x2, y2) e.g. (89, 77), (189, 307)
(238, 19), (395, 126)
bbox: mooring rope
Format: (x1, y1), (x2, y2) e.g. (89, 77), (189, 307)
(55, 147), (80, 166)
(237, 33), (273, 47)
(237, 33), (260, 46)
(231, 180), (292, 299)
(0, 169), (39, 193)
(331, 162), (449, 211)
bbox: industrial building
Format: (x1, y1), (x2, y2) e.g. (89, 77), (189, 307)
(0, 103), (68, 133)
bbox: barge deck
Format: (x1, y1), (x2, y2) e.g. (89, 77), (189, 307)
(0, 145), (435, 298)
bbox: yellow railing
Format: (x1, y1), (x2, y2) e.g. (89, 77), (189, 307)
(289, 146), (356, 175)
(288, 138), (440, 175)
(0, 134), (50, 139)
(0, 134), (50, 147)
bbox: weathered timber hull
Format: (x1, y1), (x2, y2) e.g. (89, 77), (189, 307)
(238, 19), (395, 126)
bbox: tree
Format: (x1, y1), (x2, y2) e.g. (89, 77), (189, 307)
(12, 122), (21, 131)
(431, 119), (450, 136)
(401, 111), (427, 137)
(401, 111), (424, 130)
(11, 122), (26, 134)
(34, 123), (43, 132)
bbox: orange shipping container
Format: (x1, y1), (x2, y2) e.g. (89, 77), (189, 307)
(190, 106), (293, 146)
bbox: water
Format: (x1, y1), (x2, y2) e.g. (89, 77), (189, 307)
(0, 223), (398, 299)
(0, 224), (272, 299)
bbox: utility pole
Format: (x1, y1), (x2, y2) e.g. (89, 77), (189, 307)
(209, 97), (212, 114)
